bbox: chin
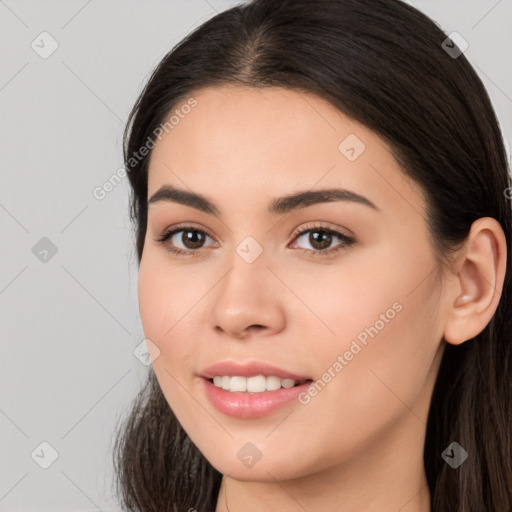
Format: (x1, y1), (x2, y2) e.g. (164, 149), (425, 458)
(203, 448), (312, 482)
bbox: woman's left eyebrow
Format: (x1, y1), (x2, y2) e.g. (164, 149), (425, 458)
(269, 188), (380, 215)
(147, 184), (380, 217)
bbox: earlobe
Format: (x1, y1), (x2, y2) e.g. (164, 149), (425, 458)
(443, 217), (507, 346)
(453, 293), (471, 307)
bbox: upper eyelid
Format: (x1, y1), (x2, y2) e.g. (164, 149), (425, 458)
(291, 222), (353, 238)
(160, 222), (216, 240)
(159, 221), (348, 236)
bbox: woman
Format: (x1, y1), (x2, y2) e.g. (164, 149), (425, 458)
(112, 0), (512, 510)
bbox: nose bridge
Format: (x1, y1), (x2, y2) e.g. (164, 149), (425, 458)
(234, 234), (266, 266)
(210, 236), (285, 336)
(219, 237), (270, 306)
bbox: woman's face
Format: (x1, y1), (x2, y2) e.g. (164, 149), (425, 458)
(139, 85), (448, 481)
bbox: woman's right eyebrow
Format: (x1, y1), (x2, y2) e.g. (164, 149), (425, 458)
(147, 184), (380, 217)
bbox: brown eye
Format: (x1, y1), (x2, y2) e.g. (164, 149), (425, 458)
(307, 230), (333, 250)
(179, 230), (207, 249)
(154, 226), (216, 255)
(292, 225), (354, 255)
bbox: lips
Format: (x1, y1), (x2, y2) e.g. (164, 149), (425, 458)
(199, 360), (314, 418)
(201, 378), (313, 418)
(200, 360), (312, 381)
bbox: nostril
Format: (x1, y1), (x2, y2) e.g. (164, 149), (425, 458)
(248, 324), (266, 331)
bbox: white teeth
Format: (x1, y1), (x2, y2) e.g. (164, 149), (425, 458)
(281, 378), (295, 388)
(247, 375), (266, 392)
(211, 375), (303, 392)
(266, 375), (281, 391)
(230, 376), (247, 392)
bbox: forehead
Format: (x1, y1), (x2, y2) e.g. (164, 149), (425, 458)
(149, 86), (368, 169)
(146, 85), (425, 219)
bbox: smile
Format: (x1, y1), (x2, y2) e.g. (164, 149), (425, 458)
(211, 375), (309, 393)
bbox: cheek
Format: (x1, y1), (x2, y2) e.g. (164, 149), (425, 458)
(137, 253), (197, 381)
(293, 238), (438, 375)
(293, 246), (441, 447)
(138, 249), (201, 340)
(138, 255), (204, 424)
(310, 235), (439, 356)
(278, 288), (441, 474)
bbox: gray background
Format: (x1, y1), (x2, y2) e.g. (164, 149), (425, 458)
(1, 1), (511, 511)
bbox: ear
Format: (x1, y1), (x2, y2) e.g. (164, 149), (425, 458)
(443, 217), (507, 346)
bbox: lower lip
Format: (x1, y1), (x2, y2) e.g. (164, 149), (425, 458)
(201, 378), (312, 418)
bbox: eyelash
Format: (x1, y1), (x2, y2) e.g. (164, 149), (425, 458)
(153, 222), (355, 258)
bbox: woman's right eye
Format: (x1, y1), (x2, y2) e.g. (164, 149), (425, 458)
(154, 226), (217, 256)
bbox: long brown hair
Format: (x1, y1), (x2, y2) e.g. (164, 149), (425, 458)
(111, 0), (512, 510)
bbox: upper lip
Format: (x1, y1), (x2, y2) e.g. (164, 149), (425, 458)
(200, 361), (312, 381)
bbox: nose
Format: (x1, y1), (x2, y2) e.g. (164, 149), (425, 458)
(209, 253), (286, 340)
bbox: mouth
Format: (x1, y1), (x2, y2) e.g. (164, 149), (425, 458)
(206, 375), (313, 393)
(199, 361), (314, 417)
(201, 376), (314, 418)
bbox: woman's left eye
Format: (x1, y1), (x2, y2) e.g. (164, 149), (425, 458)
(154, 223), (355, 257)
(290, 223), (355, 256)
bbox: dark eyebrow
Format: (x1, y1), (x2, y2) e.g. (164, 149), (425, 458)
(147, 185), (379, 216)
(269, 188), (379, 214)
(148, 185), (221, 215)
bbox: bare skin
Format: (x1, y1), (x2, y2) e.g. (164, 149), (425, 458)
(138, 85), (507, 512)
